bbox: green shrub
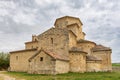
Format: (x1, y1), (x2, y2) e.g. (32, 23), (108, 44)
(0, 52), (9, 70)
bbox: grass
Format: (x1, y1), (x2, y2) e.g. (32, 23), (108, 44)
(1, 63), (120, 80)
(112, 63), (120, 67)
(3, 71), (120, 80)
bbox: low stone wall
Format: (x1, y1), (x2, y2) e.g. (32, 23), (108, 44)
(112, 66), (120, 72)
(86, 61), (101, 72)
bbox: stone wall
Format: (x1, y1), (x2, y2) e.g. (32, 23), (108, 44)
(92, 51), (112, 71)
(54, 16), (84, 40)
(54, 18), (67, 28)
(86, 61), (101, 72)
(66, 17), (82, 27)
(77, 42), (95, 55)
(28, 51), (55, 74)
(112, 66), (120, 72)
(55, 60), (69, 74)
(54, 16), (82, 30)
(69, 51), (86, 73)
(25, 41), (38, 49)
(69, 31), (77, 48)
(38, 28), (69, 56)
(10, 50), (37, 72)
(64, 17), (84, 40)
(67, 24), (79, 37)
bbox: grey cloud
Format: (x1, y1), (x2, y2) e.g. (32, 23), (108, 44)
(0, 0), (120, 62)
(65, 0), (85, 9)
(13, 0), (37, 8)
(0, 16), (32, 34)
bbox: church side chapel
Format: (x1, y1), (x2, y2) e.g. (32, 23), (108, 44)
(10, 16), (112, 74)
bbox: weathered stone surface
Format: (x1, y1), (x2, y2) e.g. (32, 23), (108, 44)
(69, 51), (87, 73)
(55, 60), (69, 74)
(10, 49), (37, 72)
(28, 50), (55, 74)
(86, 61), (102, 72)
(91, 50), (112, 71)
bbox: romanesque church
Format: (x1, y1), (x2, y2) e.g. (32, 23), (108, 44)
(10, 16), (112, 74)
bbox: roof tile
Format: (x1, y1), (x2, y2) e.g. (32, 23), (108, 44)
(92, 45), (111, 51)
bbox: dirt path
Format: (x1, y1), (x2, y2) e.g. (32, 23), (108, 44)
(0, 71), (25, 80)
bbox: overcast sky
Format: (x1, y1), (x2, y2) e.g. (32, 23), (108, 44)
(0, 0), (120, 62)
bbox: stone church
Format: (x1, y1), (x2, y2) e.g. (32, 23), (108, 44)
(10, 16), (112, 74)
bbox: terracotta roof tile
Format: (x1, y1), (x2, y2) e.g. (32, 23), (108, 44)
(10, 48), (37, 53)
(67, 23), (79, 28)
(29, 48), (69, 62)
(25, 41), (38, 44)
(86, 55), (101, 61)
(92, 45), (111, 51)
(43, 49), (69, 61)
(69, 47), (87, 54)
(77, 39), (96, 45)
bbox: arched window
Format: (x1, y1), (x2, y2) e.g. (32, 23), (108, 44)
(16, 56), (18, 60)
(35, 39), (37, 41)
(51, 38), (53, 44)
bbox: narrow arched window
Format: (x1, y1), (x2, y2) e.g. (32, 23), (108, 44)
(16, 56), (18, 60)
(51, 38), (53, 44)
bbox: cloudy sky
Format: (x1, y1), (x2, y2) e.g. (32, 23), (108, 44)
(0, 0), (120, 62)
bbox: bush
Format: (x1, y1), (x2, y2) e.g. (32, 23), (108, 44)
(0, 52), (9, 70)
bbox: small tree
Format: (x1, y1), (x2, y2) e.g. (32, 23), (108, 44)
(0, 52), (9, 70)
